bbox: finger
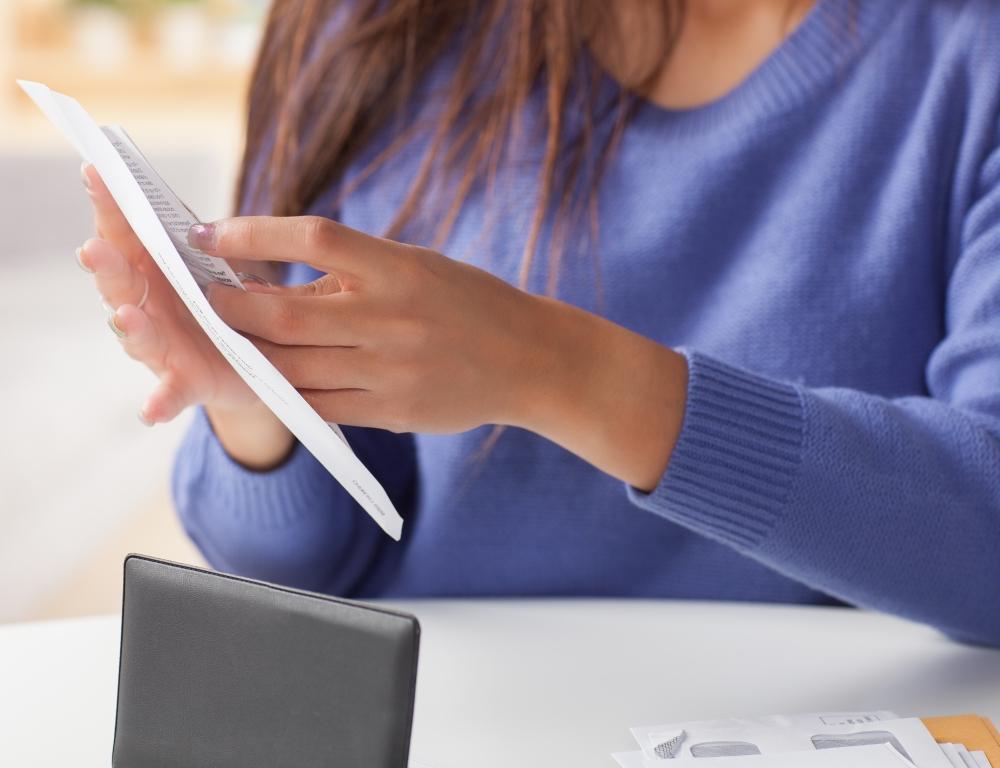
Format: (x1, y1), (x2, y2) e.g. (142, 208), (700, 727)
(208, 286), (367, 346)
(84, 238), (147, 309)
(83, 164), (144, 258)
(251, 337), (373, 390)
(140, 373), (193, 425)
(299, 388), (384, 428)
(188, 215), (393, 274)
(111, 305), (167, 373)
(243, 273), (343, 297)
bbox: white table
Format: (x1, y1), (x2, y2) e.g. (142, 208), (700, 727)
(2, 601), (999, 767)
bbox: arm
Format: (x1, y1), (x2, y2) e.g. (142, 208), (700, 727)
(520, 275), (1000, 645)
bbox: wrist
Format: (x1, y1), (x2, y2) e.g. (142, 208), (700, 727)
(502, 294), (575, 432)
(510, 296), (688, 491)
(204, 400), (296, 471)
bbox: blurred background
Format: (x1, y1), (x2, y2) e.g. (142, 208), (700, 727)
(0, 0), (269, 623)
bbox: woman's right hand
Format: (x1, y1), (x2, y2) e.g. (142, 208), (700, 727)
(79, 164), (294, 468)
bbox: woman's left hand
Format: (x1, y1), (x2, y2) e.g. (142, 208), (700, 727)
(191, 215), (553, 434)
(189, 215), (688, 490)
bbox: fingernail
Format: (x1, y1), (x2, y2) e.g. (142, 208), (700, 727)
(239, 272), (274, 292)
(188, 223), (217, 252)
(107, 308), (126, 338)
(81, 162), (92, 190)
(137, 410), (154, 427)
(75, 246), (94, 273)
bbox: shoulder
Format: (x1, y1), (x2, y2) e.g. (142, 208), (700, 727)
(908, 0), (1000, 66)
(877, 0), (1000, 133)
(870, 0), (1000, 61)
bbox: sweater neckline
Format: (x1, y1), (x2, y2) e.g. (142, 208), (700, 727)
(628, 0), (902, 136)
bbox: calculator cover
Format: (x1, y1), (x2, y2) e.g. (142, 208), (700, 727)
(112, 555), (420, 768)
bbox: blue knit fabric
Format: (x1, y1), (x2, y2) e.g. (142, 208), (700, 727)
(173, 0), (1000, 645)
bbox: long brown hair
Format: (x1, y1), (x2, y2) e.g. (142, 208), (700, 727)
(237, 0), (684, 293)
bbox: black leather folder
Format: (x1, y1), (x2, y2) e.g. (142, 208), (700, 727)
(112, 555), (420, 768)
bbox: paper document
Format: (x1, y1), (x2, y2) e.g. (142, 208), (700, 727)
(614, 743), (914, 768)
(941, 743), (993, 768)
(629, 714), (951, 768)
(102, 125), (245, 289)
(631, 712), (900, 761)
(18, 80), (403, 540)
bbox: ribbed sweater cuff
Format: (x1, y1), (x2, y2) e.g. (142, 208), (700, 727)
(628, 350), (804, 551)
(176, 407), (335, 531)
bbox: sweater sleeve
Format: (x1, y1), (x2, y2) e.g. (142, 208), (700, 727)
(173, 408), (416, 593)
(172, 408), (416, 593)
(629, 130), (1000, 648)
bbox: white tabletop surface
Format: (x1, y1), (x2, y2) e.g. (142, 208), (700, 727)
(2, 600), (999, 767)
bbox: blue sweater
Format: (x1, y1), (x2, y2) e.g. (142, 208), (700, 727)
(173, 0), (1000, 645)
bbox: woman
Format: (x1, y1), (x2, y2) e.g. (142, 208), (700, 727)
(78, 0), (1000, 645)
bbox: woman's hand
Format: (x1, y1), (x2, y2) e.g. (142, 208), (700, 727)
(192, 215), (549, 434)
(78, 165), (293, 469)
(191, 215), (690, 489)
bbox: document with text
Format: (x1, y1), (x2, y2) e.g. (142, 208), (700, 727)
(18, 79), (403, 541)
